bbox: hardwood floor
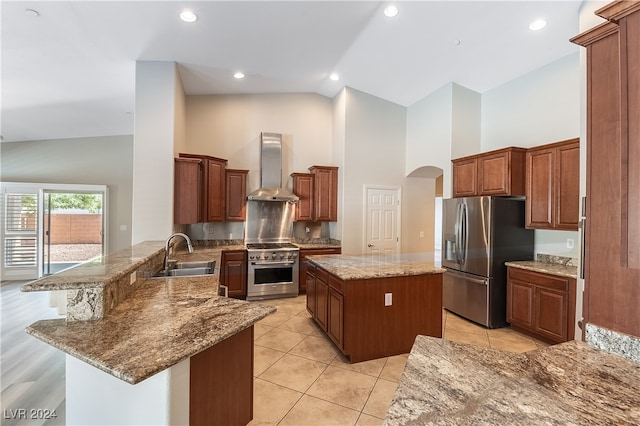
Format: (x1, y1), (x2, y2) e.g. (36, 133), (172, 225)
(1, 280), (65, 425)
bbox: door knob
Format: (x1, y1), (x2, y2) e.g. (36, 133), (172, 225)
(367, 243), (374, 248)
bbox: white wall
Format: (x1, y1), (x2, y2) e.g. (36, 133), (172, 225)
(341, 88), (408, 254)
(185, 93), (334, 194)
(0, 135), (133, 252)
(406, 83), (453, 197)
(481, 53), (580, 151)
(481, 53), (581, 259)
(132, 62), (180, 243)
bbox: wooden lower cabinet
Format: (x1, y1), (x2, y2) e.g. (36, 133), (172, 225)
(315, 269), (329, 330)
(298, 247), (341, 294)
(327, 288), (344, 349)
(507, 267), (576, 344)
(189, 326), (253, 426)
(306, 263), (442, 363)
(220, 250), (247, 299)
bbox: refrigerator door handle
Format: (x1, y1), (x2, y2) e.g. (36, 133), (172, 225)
(460, 203), (467, 265)
(445, 270), (489, 286)
(455, 203), (462, 265)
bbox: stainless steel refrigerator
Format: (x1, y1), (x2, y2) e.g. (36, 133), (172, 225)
(442, 196), (534, 328)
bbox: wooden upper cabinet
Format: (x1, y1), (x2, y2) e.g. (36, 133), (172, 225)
(225, 169), (248, 221)
(178, 153), (228, 223)
(204, 157), (227, 222)
(291, 173), (314, 222)
(452, 147), (526, 197)
(526, 139), (579, 230)
(452, 158), (477, 197)
(308, 166), (339, 222)
(174, 157), (203, 225)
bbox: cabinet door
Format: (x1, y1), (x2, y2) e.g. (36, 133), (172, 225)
(452, 158), (477, 197)
(310, 166), (338, 221)
(535, 286), (568, 343)
(327, 288), (343, 350)
(205, 158), (226, 222)
(225, 169), (248, 221)
(292, 173), (314, 222)
(306, 266), (316, 316)
(554, 141), (580, 230)
(174, 158), (202, 225)
(221, 250), (247, 299)
(507, 278), (535, 329)
(315, 276), (329, 330)
(478, 152), (511, 195)
(526, 148), (554, 229)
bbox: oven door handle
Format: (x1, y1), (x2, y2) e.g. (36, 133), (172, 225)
(251, 261), (295, 267)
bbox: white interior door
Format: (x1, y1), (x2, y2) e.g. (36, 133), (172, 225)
(364, 186), (400, 255)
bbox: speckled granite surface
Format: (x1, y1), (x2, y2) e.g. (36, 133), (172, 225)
(307, 253), (444, 280)
(26, 275), (275, 384)
(20, 242), (244, 320)
(586, 323), (640, 363)
(294, 238), (342, 249)
(386, 336), (640, 425)
(505, 260), (578, 279)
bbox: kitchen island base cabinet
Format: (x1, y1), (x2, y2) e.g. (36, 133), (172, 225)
(66, 326), (254, 426)
(307, 265), (442, 363)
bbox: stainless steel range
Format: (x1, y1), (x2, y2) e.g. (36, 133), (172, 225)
(245, 132), (300, 301)
(246, 243), (299, 301)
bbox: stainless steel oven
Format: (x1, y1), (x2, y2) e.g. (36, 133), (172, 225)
(246, 243), (299, 301)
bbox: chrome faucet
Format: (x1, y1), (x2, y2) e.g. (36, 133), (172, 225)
(164, 233), (194, 270)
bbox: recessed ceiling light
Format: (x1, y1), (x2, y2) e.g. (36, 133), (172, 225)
(25, 8), (40, 17)
(179, 10), (197, 23)
(384, 5), (399, 18)
(329, 73), (340, 81)
(529, 19), (547, 31)
(234, 72), (245, 79)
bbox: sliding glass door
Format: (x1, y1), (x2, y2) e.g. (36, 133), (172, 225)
(43, 191), (105, 275)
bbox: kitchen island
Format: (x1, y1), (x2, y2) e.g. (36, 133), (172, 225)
(22, 241), (274, 425)
(386, 335), (640, 425)
(306, 253), (444, 363)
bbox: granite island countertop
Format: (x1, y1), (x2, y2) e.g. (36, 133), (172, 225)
(386, 336), (640, 425)
(26, 275), (275, 384)
(307, 253), (445, 280)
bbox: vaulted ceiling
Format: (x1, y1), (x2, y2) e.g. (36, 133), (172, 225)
(1, 1), (586, 143)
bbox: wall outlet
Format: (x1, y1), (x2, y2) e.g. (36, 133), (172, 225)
(129, 271), (137, 285)
(567, 238), (575, 249)
(419, 231), (425, 238)
(384, 293), (392, 306)
(120, 225), (127, 231)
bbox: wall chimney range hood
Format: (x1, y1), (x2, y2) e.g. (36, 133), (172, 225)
(247, 132), (299, 202)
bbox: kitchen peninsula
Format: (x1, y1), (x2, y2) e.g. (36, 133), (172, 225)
(21, 241), (274, 426)
(306, 253), (444, 363)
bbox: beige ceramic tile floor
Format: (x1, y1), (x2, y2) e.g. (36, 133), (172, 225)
(250, 295), (551, 426)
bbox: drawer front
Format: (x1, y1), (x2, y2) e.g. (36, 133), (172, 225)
(508, 268), (569, 292)
(316, 267), (329, 284)
(328, 274), (343, 294)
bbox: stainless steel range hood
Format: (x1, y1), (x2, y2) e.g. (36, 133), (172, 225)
(247, 132), (299, 202)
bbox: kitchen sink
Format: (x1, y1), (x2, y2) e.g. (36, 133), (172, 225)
(148, 260), (216, 278)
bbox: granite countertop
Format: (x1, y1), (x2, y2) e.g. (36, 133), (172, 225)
(386, 336), (640, 425)
(307, 253), (445, 280)
(506, 253), (578, 279)
(21, 241), (166, 292)
(26, 276), (275, 384)
(21, 243), (246, 293)
(294, 238), (342, 250)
